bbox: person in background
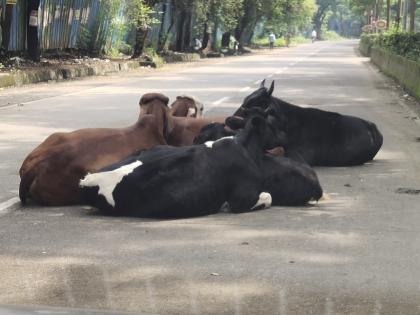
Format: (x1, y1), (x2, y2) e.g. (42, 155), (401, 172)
(268, 32), (276, 49)
(194, 38), (202, 51)
(311, 29), (317, 43)
(285, 32), (291, 47)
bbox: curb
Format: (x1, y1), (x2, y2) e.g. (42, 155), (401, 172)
(0, 60), (142, 89)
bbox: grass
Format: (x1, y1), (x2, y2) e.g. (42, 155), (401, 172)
(323, 31), (343, 41)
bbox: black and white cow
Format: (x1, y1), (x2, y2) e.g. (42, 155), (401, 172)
(235, 80), (383, 166)
(79, 116), (284, 218)
(193, 121), (323, 206)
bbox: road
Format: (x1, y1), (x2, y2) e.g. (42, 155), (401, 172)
(1, 40), (420, 314)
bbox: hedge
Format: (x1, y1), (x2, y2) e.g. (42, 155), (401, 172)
(360, 32), (420, 62)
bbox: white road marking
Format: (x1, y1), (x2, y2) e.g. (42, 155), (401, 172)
(212, 96), (230, 106)
(80, 160), (142, 207)
(239, 86), (251, 92)
(0, 197), (21, 215)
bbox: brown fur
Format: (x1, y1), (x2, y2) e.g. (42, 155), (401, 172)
(19, 93), (170, 206)
(169, 96), (203, 118)
(167, 116), (227, 146)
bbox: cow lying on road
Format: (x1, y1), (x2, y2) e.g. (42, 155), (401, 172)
(19, 93), (170, 206)
(236, 81), (383, 166)
(193, 119), (323, 206)
(80, 115), (285, 217)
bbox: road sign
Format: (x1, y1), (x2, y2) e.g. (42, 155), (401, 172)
(376, 20), (387, 30)
(6, 0), (17, 5)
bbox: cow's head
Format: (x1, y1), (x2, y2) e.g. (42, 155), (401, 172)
(170, 95), (204, 118)
(235, 80), (274, 116)
(139, 93), (169, 115)
(227, 108), (287, 152)
(138, 93), (173, 140)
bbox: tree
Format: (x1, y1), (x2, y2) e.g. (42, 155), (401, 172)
(313, 0), (337, 39)
(195, 0), (243, 50)
(125, 0), (159, 58)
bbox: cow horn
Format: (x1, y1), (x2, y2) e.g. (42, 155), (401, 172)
(267, 81), (275, 96)
(260, 79), (266, 88)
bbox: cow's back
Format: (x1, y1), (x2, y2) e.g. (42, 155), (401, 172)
(287, 108), (383, 166)
(19, 115), (166, 205)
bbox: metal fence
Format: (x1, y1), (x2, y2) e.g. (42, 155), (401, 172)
(1, 0), (27, 51)
(0, 0), (180, 54)
(38, 0), (101, 50)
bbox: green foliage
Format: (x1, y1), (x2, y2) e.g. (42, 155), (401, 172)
(291, 35), (311, 43)
(124, 0), (159, 29)
(76, 25), (93, 52)
(376, 32), (420, 62)
(253, 37), (287, 46)
(195, 0), (244, 32)
(361, 32), (420, 62)
(143, 47), (165, 67)
(323, 30), (344, 40)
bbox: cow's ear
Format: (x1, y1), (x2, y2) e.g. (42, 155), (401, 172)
(225, 116), (245, 130)
(267, 81), (275, 96)
(260, 79), (266, 88)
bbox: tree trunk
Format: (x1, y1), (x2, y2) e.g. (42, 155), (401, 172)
(211, 20), (218, 50)
(27, 0), (40, 61)
(201, 23), (210, 50)
(386, 0), (391, 30)
(175, 10), (186, 51)
(182, 9), (192, 51)
(221, 32), (230, 47)
(157, 2), (168, 51)
(402, 0), (408, 30)
(396, 0), (402, 29)
(132, 26), (149, 58)
(1, 4), (13, 54)
(409, 0), (415, 32)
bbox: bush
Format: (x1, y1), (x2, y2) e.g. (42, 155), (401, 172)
(361, 32), (420, 62)
(376, 32), (420, 62)
(253, 37), (292, 47)
(323, 31), (343, 41)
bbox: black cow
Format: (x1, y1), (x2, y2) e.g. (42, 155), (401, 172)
(194, 121), (323, 206)
(235, 80), (383, 166)
(79, 115), (284, 218)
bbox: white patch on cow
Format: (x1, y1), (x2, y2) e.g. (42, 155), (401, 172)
(204, 136), (234, 148)
(188, 107), (196, 117)
(251, 192), (272, 210)
(79, 160), (142, 207)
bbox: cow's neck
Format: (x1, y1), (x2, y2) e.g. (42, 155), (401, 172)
(237, 131), (265, 163)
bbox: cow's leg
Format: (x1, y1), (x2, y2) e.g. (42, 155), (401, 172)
(228, 186), (272, 213)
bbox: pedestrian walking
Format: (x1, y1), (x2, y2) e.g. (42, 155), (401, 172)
(268, 32), (276, 49)
(311, 30), (317, 43)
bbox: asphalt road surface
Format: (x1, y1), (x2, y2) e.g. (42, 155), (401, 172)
(1, 40), (420, 315)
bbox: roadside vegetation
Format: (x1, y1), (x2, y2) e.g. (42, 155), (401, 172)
(0, 0), (417, 67)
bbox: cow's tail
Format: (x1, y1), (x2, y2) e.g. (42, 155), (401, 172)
(19, 168), (36, 205)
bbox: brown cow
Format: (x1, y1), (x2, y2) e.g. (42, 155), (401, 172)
(167, 116), (227, 146)
(19, 93), (170, 206)
(169, 95), (204, 118)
